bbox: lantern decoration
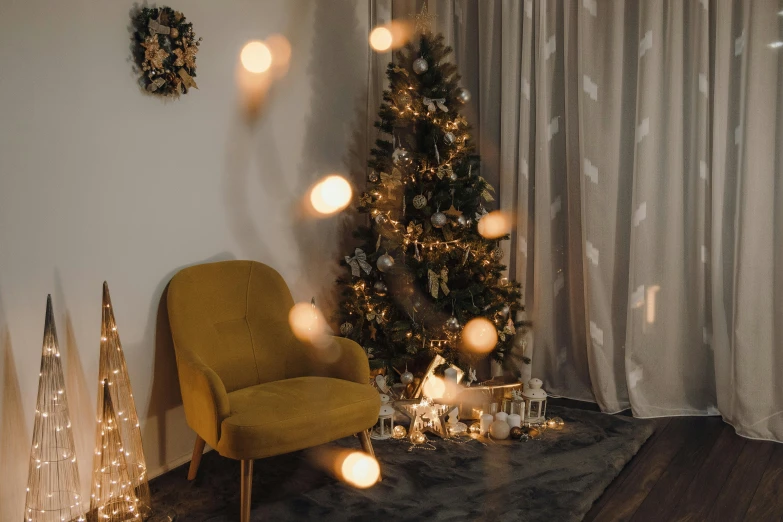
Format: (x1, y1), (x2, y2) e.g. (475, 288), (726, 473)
(91, 379), (141, 521)
(522, 378), (547, 425)
(372, 395), (395, 440)
(24, 295), (86, 522)
(90, 282), (151, 519)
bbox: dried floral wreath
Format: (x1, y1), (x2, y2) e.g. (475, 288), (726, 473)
(132, 6), (201, 97)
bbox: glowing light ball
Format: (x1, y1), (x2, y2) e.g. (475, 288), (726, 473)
(477, 210), (511, 239)
(240, 41), (272, 73)
(288, 302), (328, 344)
(341, 452), (380, 489)
(369, 26), (393, 52)
(460, 317), (498, 354)
(422, 376), (446, 400)
(266, 34), (292, 70)
(310, 175), (352, 215)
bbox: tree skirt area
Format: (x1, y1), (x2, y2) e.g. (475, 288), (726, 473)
(150, 406), (654, 521)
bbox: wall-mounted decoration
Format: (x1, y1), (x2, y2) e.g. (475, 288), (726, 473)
(132, 6), (200, 97)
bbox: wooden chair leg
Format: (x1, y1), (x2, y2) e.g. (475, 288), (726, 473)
(357, 429), (382, 482)
(240, 459), (253, 522)
(187, 435), (206, 481)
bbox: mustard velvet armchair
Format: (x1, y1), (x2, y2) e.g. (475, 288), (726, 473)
(167, 260), (380, 521)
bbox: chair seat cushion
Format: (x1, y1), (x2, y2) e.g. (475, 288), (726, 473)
(216, 376), (380, 460)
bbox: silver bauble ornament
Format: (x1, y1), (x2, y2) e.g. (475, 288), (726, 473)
(457, 214), (468, 226)
(375, 213), (389, 225)
(458, 88), (471, 103)
(377, 253), (394, 272)
(413, 194), (427, 209)
(368, 171), (379, 182)
(449, 171), (458, 182)
(492, 247), (504, 260)
(501, 304), (511, 317)
(445, 316), (461, 332)
(431, 212), (448, 228)
(401, 371), (414, 385)
(412, 57), (429, 74)
(444, 132), (456, 145)
(392, 148), (411, 166)
(339, 322), (354, 335)
(373, 281), (388, 296)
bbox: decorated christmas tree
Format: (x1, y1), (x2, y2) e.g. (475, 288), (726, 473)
(24, 295), (85, 522)
(90, 282), (150, 519)
(336, 12), (530, 379)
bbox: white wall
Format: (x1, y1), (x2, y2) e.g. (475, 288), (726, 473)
(0, 1), (371, 519)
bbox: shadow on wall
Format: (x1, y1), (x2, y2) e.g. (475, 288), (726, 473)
(142, 252), (237, 467)
(0, 289), (29, 522)
(223, 0), (368, 319)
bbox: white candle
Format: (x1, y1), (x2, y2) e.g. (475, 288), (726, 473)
(507, 413), (522, 428)
(480, 413), (494, 435)
(444, 367), (458, 382)
(495, 411), (508, 423)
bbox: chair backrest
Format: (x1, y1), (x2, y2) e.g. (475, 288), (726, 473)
(167, 260), (306, 392)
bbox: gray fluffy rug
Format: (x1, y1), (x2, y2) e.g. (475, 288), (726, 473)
(149, 406), (654, 521)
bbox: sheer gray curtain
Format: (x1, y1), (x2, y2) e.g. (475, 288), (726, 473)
(376, 0), (783, 442)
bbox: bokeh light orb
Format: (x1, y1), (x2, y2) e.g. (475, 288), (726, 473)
(310, 175), (353, 215)
(460, 317), (498, 354)
(288, 302), (327, 344)
(241, 41), (273, 73)
(422, 376), (446, 399)
(341, 452), (381, 489)
(477, 210), (511, 239)
(369, 26), (393, 52)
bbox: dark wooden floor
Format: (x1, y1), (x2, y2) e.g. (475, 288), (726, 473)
(549, 399), (783, 522)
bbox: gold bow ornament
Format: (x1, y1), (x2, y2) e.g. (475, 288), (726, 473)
(423, 97), (448, 113)
(407, 222), (423, 239)
(428, 268), (450, 298)
(380, 168), (403, 199)
(498, 318), (516, 341)
(345, 248), (373, 277)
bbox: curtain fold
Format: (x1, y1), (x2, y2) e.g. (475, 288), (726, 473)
(378, 0), (783, 442)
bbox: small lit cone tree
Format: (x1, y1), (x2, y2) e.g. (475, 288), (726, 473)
(336, 12), (531, 379)
(90, 380), (141, 521)
(24, 295), (85, 522)
(90, 282), (150, 520)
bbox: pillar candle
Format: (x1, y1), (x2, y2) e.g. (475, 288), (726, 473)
(480, 413), (494, 435)
(444, 367), (458, 383)
(507, 413), (522, 428)
(495, 411), (508, 423)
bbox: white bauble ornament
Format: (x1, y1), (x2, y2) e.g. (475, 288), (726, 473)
(444, 132), (456, 145)
(377, 253), (395, 272)
(458, 88), (471, 103)
(489, 420), (511, 440)
(401, 370), (414, 385)
(392, 148), (411, 166)
(445, 316), (461, 332)
(457, 214), (468, 227)
(431, 212), (448, 228)
(412, 57), (429, 74)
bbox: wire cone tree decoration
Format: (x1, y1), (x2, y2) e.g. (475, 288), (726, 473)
(90, 282), (151, 520)
(24, 295), (85, 522)
(91, 380), (141, 521)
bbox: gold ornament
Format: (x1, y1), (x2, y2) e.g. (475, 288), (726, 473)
(413, 194), (427, 209)
(410, 430), (427, 445)
(180, 39), (198, 69)
(406, 222), (423, 239)
(170, 27), (179, 38)
(142, 35), (168, 70)
(380, 169), (403, 199)
(444, 205), (462, 219)
(428, 268), (450, 299)
(172, 48), (185, 67)
(392, 425), (407, 439)
(177, 68), (198, 90)
(414, 4), (435, 33)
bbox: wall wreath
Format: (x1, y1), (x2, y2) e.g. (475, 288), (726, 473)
(132, 6), (201, 97)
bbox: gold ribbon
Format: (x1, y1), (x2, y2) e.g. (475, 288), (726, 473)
(345, 248), (372, 277)
(380, 168), (403, 199)
(423, 97), (448, 113)
(178, 68), (198, 90)
(428, 268), (450, 298)
(146, 77), (166, 92)
(407, 222), (423, 239)
(148, 17), (171, 35)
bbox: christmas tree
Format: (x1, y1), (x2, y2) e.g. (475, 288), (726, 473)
(89, 282), (150, 519)
(336, 12), (530, 379)
(24, 295), (85, 522)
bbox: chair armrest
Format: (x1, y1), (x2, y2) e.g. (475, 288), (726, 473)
(176, 352), (231, 448)
(319, 336), (371, 385)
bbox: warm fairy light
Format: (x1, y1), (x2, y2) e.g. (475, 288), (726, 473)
(265, 34), (292, 78)
(422, 376), (446, 399)
(369, 27), (393, 51)
(460, 318), (498, 354)
(289, 302), (329, 345)
(340, 451), (381, 489)
(310, 175), (353, 215)
(240, 41), (272, 73)
(477, 210), (511, 239)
